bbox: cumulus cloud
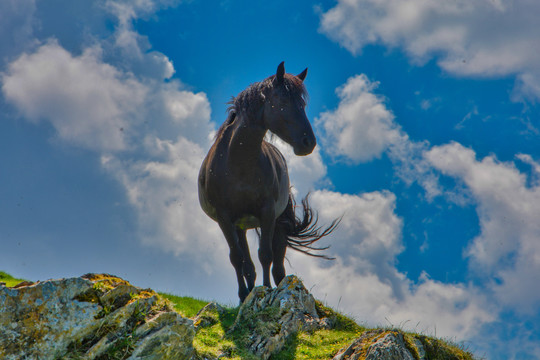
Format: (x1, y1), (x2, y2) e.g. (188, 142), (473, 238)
(319, 0), (540, 100)
(101, 136), (228, 274)
(316, 74), (403, 163)
(104, 0), (181, 22)
(103, 0), (178, 80)
(315, 73), (444, 201)
(303, 259), (493, 339)
(425, 142), (540, 313)
(286, 189), (494, 340)
(2, 41), (146, 151)
(0, 0), (217, 268)
(153, 82), (213, 145)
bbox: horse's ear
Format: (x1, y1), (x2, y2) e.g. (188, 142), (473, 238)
(297, 68), (308, 82)
(275, 61), (285, 84)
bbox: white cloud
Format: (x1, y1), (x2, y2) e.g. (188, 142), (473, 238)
(104, 0), (181, 23)
(316, 74), (402, 163)
(156, 82), (212, 145)
(2, 40), (146, 151)
(104, 0), (178, 80)
(425, 142), (540, 313)
(101, 136), (227, 272)
(516, 153), (540, 184)
(0, 0), (219, 271)
(515, 72), (540, 102)
(309, 190), (402, 263)
(319, 0), (540, 100)
(307, 190), (406, 297)
(1, 8), (211, 152)
(286, 189), (494, 340)
(315, 74), (444, 200)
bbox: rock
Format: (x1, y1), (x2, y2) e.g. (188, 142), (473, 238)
(0, 274), (195, 360)
(193, 302), (226, 328)
(232, 275), (324, 360)
(365, 332), (415, 360)
(333, 330), (426, 360)
(0, 277), (101, 359)
(129, 312), (195, 360)
(413, 337), (427, 359)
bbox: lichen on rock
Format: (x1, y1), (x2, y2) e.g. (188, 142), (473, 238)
(194, 302), (226, 329)
(0, 273), (195, 360)
(230, 275), (325, 360)
(331, 329), (431, 360)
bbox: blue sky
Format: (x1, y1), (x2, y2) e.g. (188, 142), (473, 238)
(1, 1), (540, 358)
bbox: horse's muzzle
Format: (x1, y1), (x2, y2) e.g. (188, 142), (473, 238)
(294, 135), (316, 156)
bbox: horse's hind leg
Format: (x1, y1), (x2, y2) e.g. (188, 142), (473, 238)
(237, 229), (256, 292)
(271, 223), (287, 286)
(217, 215), (249, 302)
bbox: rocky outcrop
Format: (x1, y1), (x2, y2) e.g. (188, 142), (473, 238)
(0, 274), (195, 360)
(230, 275), (326, 359)
(333, 330), (426, 360)
(0, 273), (471, 360)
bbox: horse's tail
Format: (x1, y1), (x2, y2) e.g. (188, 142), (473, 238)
(276, 193), (340, 260)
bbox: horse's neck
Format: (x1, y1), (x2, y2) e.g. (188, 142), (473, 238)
(226, 113), (266, 167)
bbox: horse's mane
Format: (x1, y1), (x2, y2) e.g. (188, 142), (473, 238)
(214, 73), (308, 141)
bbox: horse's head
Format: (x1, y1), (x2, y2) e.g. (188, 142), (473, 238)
(262, 62), (316, 156)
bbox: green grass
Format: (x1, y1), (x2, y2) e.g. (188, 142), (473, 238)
(160, 293), (478, 360)
(159, 293), (209, 318)
(196, 307), (245, 359)
(0, 271), (28, 287)
(414, 334), (477, 360)
(272, 301), (366, 360)
(160, 294), (369, 360)
(274, 329), (363, 360)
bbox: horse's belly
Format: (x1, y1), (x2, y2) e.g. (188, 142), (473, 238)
(235, 215), (260, 230)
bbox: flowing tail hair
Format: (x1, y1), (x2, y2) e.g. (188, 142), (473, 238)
(276, 193), (341, 260)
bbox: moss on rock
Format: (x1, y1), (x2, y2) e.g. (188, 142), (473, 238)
(0, 273), (194, 360)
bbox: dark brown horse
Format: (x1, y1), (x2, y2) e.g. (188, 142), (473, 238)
(198, 62), (338, 302)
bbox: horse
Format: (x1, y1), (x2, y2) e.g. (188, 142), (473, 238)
(198, 62), (338, 302)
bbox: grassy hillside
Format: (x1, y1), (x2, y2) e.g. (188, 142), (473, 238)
(1, 271), (477, 359)
(161, 291), (477, 360)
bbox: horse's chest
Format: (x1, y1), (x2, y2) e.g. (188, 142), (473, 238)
(200, 142), (289, 229)
(226, 176), (270, 208)
(209, 165), (287, 220)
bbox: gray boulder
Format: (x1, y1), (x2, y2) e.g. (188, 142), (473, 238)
(231, 275), (324, 360)
(333, 329), (427, 360)
(0, 274), (195, 360)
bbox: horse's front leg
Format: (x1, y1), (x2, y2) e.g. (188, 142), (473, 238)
(259, 205), (276, 288)
(216, 213), (249, 302)
(237, 229), (256, 291)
